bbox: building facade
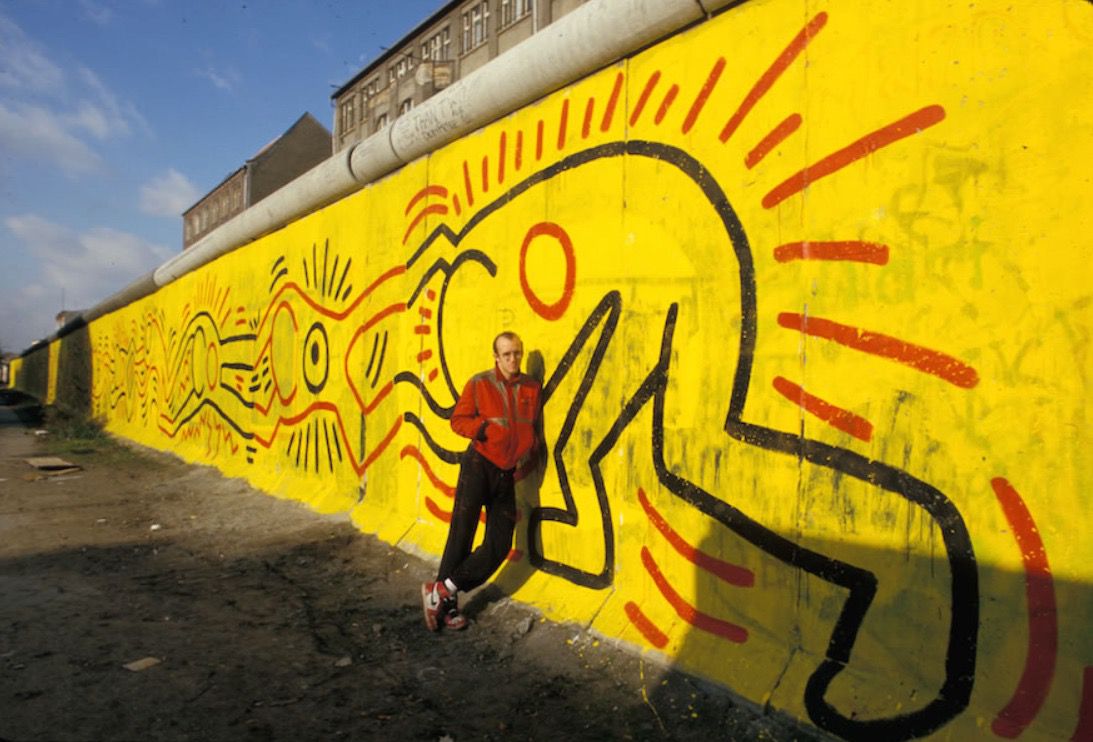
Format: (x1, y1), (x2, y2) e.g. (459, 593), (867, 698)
(331, 0), (590, 153)
(183, 113), (331, 249)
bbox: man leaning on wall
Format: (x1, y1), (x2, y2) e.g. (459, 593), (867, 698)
(421, 331), (543, 631)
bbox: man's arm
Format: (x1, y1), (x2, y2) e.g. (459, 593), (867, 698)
(450, 377), (488, 440)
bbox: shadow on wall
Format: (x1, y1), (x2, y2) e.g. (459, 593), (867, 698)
(56, 321), (93, 418)
(653, 525), (1088, 741)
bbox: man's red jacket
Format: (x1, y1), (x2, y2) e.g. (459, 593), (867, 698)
(450, 366), (542, 472)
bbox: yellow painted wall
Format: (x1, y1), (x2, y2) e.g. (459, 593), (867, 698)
(60, 1), (1093, 739)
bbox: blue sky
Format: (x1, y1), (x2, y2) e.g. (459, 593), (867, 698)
(0, 0), (441, 353)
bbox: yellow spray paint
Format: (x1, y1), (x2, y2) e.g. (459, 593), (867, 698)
(28, 0), (1092, 738)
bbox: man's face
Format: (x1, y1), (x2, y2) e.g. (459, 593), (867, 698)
(494, 336), (524, 379)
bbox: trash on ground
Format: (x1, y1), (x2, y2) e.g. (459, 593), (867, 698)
(24, 457), (82, 476)
(123, 657), (161, 672)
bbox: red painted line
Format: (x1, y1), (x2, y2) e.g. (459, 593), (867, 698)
(234, 318), (248, 327)
(763, 105), (946, 209)
(601, 71), (624, 132)
(452, 193), (462, 216)
(481, 155), (490, 194)
(506, 549), (523, 563)
(630, 70), (661, 126)
(401, 203), (448, 245)
(582, 97), (595, 139)
(358, 417), (401, 475)
(720, 12), (827, 143)
(418, 306), (433, 319)
(426, 288), (436, 301)
(777, 312), (979, 389)
(990, 477), (1058, 739)
(682, 57), (726, 134)
(219, 308), (230, 329)
(641, 547), (747, 643)
(625, 601), (669, 649)
(416, 349), (433, 362)
(557, 98), (569, 150)
(1071, 667), (1093, 742)
(515, 130), (524, 171)
(637, 488), (754, 586)
(745, 113), (802, 169)
(428, 368), (439, 382)
(425, 496), (486, 526)
(404, 185), (449, 216)
(654, 84), (679, 125)
(400, 445), (455, 497)
(536, 120), (544, 160)
(498, 131), (507, 184)
(774, 240), (889, 265)
(772, 376), (874, 442)
(462, 160), (475, 207)
(414, 325), (432, 335)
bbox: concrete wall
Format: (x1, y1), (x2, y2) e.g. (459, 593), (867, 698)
(14, 1), (1093, 739)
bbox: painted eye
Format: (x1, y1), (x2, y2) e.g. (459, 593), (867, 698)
(303, 321), (329, 394)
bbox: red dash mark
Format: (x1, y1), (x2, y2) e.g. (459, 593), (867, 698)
(515, 130), (524, 171)
(481, 155), (490, 194)
(745, 113), (802, 169)
(404, 185), (449, 216)
(990, 477), (1058, 739)
(654, 84), (679, 125)
(414, 325), (432, 335)
(625, 601), (669, 649)
(1072, 667), (1093, 742)
(763, 105), (946, 209)
(428, 368), (439, 382)
(637, 488), (754, 586)
(772, 376), (874, 442)
(557, 99), (569, 150)
(416, 349), (433, 362)
(774, 240), (889, 265)
(777, 313), (979, 389)
(498, 131), (507, 185)
(720, 12), (828, 143)
(682, 57), (726, 134)
(462, 160), (475, 207)
(401, 203), (448, 245)
(418, 306), (433, 319)
(426, 289), (436, 301)
(601, 72), (624, 132)
(582, 97), (595, 139)
(400, 445), (455, 497)
(630, 70), (661, 127)
(641, 547), (747, 643)
(452, 193), (462, 216)
(536, 120), (544, 160)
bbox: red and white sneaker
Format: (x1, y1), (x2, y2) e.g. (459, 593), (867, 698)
(442, 597), (468, 631)
(421, 581), (446, 631)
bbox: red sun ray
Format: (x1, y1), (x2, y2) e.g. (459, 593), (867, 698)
(682, 57), (726, 134)
(625, 601), (669, 649)
(777, 312), (979, 389)
(641, 547), (748, 644)
(762, 105), (946, 209)
(771, 376), (874, 442)
(745, 113), (802, 169)
(774, 240), (889, 264)
(720, 12), (828, 143)
(404, 185), (449, 216)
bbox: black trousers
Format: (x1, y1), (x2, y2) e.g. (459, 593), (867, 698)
(437, 447), (517, 592)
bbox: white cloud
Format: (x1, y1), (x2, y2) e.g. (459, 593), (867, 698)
(140, 169), (199, 217)
(0, 15), (64, 93)
(4, 214), (170, 311)
(0, 100), (102, 173)
(79, 0), (114, 26)
(196, 65), (241, 92)
(0, 14), (146, 176)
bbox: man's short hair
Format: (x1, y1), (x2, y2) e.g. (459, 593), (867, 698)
(493, 331), (521, 354)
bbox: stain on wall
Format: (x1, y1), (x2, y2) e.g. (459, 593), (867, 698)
(20, 1), (1093, 739)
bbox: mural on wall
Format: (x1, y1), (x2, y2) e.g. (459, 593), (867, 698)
(75, 1), (1092, 740)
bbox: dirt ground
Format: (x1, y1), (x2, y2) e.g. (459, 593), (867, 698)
(0, 398), (828, 742)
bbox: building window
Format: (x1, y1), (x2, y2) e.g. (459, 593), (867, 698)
(388, 67), (396, 85)
(462, 1), (489, 54)
(341, 96), (356, 133)
(395, 55), (415, 79)
(500, 0), (531, 28)
(363, 77), (380, 98)
(421, 27), (451, 61)
(375, 113), (388, 132)
(399, 98), (412, 115)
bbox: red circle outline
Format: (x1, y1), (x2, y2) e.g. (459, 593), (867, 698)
(519, 222), (575, 321)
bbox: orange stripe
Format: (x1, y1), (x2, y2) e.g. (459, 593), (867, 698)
(772, 376), (874, 442)
(625, 601), (669, 649)
(641, 547), (747, 643)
